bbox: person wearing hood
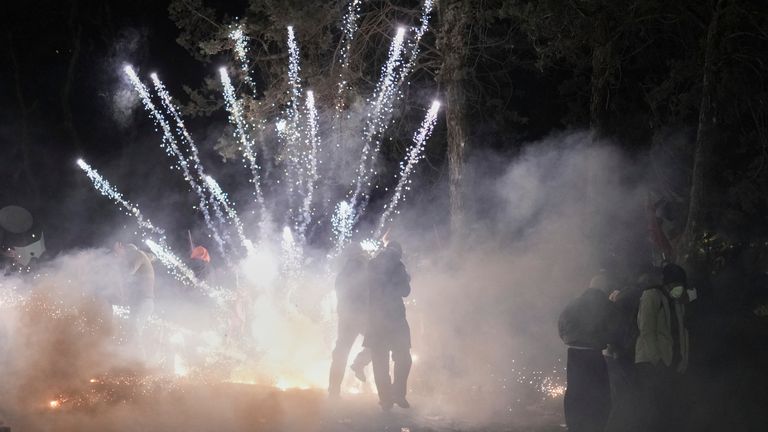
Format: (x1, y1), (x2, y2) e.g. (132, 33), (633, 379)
(363, 240), (412, 411)
(558, 274), (622, 432)
(635, 263), (690, 432)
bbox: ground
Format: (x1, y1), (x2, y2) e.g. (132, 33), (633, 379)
(0, 382), (564, 432)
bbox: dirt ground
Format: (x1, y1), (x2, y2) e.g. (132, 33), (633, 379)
(0, 382), (564, 432)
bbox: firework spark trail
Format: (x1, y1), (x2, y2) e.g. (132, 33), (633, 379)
(150, 73), (233, 245)
(204, 175), (255, 254)
(145, 239), (231, 305)
(76, 159), (165, 239)
(334, 0), (363, 113)
(283, 26), (310, 233)
(397, 0), (435, 86)
(331, 201), (356, 255)
(374, 100), (440, 237)
(124, 66), (228, 258)
(280, 226), (303, 287)
(297, 90), (320, 238)
(219, 67), (266, 210)
(230, 26), (258, 94)
(341, 26), (407, 239)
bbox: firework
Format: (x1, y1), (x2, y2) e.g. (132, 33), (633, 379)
(125, 66), (228, 258)
(144, 239), (231, 305)
(331, 200), (356, 255)
(334, 0), (363, 112)
(350, 27), (407, 211)
(204, 175), (255, 254)
(297, 90), (320, 238)
(229, 26), (258, 94)
(76, 159), (165, 239)
(375, 100), (440, 237)
(149, 72), (233, 250)
(219, 67), (265, 209)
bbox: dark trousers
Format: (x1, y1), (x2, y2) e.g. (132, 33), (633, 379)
(370, 345), (411, 404)
(635, 362), (685, 432)
(564, 348), (610, 432)
(605, 356), (639, 432)
(328, 315), (371, 396)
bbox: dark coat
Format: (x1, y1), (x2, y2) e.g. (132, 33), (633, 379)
(559, 288), (622, 350)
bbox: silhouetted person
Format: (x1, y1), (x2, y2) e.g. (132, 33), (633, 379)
(559, 274), (621, 432)
(364, 240), (412, 410)
(635, 263), (689, 432)
(328, 244), (372, 398)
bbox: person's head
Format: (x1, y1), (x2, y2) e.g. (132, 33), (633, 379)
(190, 245), (210, 263)
(662, 263), (687, 299)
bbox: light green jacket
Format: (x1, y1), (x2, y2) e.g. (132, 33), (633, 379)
(635, 288), (689, 372)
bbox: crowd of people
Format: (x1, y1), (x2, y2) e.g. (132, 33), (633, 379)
(559, 251), (768, 432)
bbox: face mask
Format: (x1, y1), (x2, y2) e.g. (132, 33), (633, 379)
(669, 285), (684, 299)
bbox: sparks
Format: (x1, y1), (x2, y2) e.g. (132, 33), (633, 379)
(375, 100), (440, 237)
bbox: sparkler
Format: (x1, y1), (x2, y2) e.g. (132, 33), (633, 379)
(375, 100), (440, 237)
(76, 159), (165, 239)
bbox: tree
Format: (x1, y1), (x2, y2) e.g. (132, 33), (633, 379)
(437, 0), (471, 235)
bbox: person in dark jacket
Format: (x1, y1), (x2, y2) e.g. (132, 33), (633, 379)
(363, 240), (412, 410)
(328, 244), (372, 398)
(559, 274), (622, 432)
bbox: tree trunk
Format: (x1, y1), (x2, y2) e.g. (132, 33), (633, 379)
(438, 0), (470, 237)
(589, 15), (612, 136)
(679, 0), (725, 262)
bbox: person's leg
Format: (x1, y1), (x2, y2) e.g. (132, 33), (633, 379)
(328, 318), (358, 397)
(350, 346), (371, 381)
(391, 346), (412, 407)
(370, 346), (393, 410)
(564, 348), (596, 432)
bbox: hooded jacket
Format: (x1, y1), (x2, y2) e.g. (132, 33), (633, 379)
(635, 288), (689, 372)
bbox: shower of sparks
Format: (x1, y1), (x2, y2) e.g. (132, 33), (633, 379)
(125, 66), (228, 258)
(331, 200), (356, 255)
(204, 175), (255, 254)
(359, 238), (381, 255)
(397, 0), (435, 86)
(144, 239), (230, 305)
(229, 26), (258, 93)
(297, 90), (320, 238)
(350, 27), (407, 212)
(150, 72), (232, 249)
(334, 0), (363, 112)
(76, 159), (165, 239)
(280, 226), (303, 283)
(220, 67), (265, 209)
(286, 26), (302, 122)
(375, 100), (440, 237)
